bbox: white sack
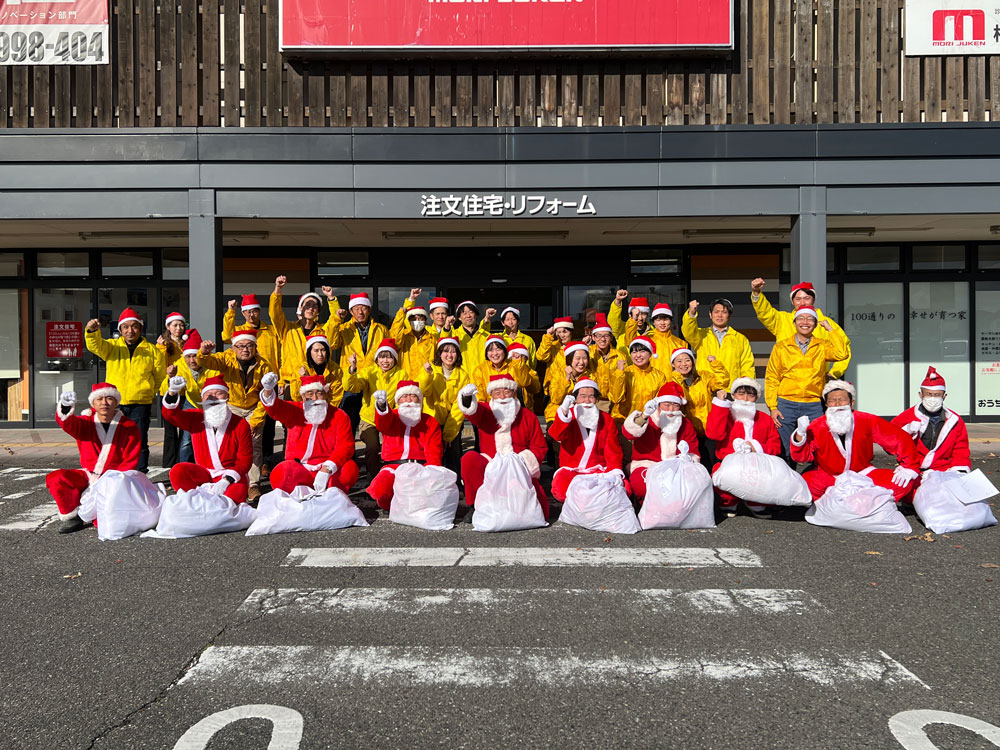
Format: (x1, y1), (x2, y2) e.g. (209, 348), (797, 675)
(142, 483), (256, 539)
(712, 451), (812, 507)
(78, 469), (164, 540)
(473, 452), (547, 532)
(639, 449), (716, 530)
(246, 485), (369, 536)
(560, 470), (641, 535)
(912, 469), (998, 534)
(389, 463), (460, 531)
(806, 471), (912, 534)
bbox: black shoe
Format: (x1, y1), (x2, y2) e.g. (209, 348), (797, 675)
(58, 516), (87, 534)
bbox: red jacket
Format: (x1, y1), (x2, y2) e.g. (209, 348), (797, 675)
(621, 410), (700, 472)
(464, 400), (547, 479)
(163, 403), (254, 483)
(374, 407), (444, 466)
(705, 397), (782, 461)
(56, 408), (140, 475)
(264, 397), (356, 470)
(891, 405), (971, 472)
(791, 410), (920, 475)
(548, 408), (623, 472)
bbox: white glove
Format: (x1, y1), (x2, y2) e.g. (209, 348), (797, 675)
(167, 375), (187, 395)
(459, 383), (478, 407)
(642, 399), (657, 417)
(559, 395), (576, 416)
(59, 391), (77, 407)
(732, 437), (751, 454)
(261, 372), (279, 393)
(892, 466), (919, 488)
(312, 470), (330, 492)
(796, 415), (810, 434)
(209, 477), (231, 495)
(373, 389), (388, 410)
(904, 420), (922, 436)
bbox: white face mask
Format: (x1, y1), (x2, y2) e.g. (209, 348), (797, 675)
(490, 397), (520, 427)
(410, 319), (426, 333)
(398, 402), (423, 427)
(303, 398), (329, 425)
(730, 399), (757, 421)
(921, 396), (944, 414)
(825, 405), (854, 436)
(656, 410), (683, 435)
(203, 400), (230, 428)
(575, 402), (600, 431)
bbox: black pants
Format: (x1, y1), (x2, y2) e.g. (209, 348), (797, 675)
(120, 402), (152, 472)
(341, 391), (363, 437)
(262, 414), (276, 459)
(161, 420), (180, 468)
(443, 437), (462, 485)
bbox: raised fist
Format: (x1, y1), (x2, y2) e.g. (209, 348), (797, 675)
(321, 285), (335, 300)
(275, 275), (287, 289)
(582, 334), (594, 345)
(546, 326), (555, 336)
(484, 307), (497, 321)
(707, 355), (716, 363)
(337, 308), (350, 321)
(166, 364), (178, 378)
(373, 389), (388, 409)
(86, 318), (101, 333)
(228, 299), (237, 311)
(617, 359), (626, 372)
(347, 353), (358, 372)
(423, 361), (434, 374)
(560, 395), (576, 413)
(261, 372), (279, 392)
(796, 415), (810, 433)
(167, 375), (187, 394)
(818, 319), (833, 332)
(643, 399), (658, 417)
(59, 391), (77, 407)
(751, 277), (765, 294)
(615, 289), (629, 303)
(445, 315), (456, 329)
(200, 340), (214, 354)
(409, 288), (422, 301)
(687, 300), (699, 316)
(459, 383), (478, 407)
(156, 335), (166, 347)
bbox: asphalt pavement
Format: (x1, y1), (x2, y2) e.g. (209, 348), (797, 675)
(2, 450), (999, 750)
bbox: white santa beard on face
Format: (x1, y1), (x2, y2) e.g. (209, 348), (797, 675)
(398, 403), (423, 427)
(825, 406), (854, 436)
(730, 400), (757, 421)
(490, 397), (520, 428)
(203, 401), (230, 428)
(575, 403), (600, 431)
(657, 412), (682, 436)
(303, 399), (329, 425)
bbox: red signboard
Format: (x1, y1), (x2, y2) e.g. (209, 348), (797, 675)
(46, 321), (84, 359)
(280, 0), (733, 51)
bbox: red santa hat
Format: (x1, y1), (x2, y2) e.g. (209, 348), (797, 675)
(921, 366), (946, 392)
(486, 374), (518, 395)
(437, 335), (459, 350)
(241, 294), (261, 311)
(117, 308), (142, 328)
(297, 292), (323, 316)
(563, 341), (590, 359)
(573, 377), (601, 395)
(630, 335), (658, 358)
(231, 327), (259, 347)
(349, 292), (371, 309)
(501, 306), (521, 321)
(406, 305), (428, 320)
(181, 329), (203, 356)
(669, 346), (695, 364)
(628, 297), (650, 313)
(790, 282), (816, 302)
(88, 381), (121, 405)
(375, 338), (399, 360)
(553, 316), (574, 331)
(654, 381), (686, 406)
(201, 375), (230, 400)
(730, 377), (760, 396)
(507, 342), (529, 359)
(793, 305), (818, 320)
(395, 379), (423, 401)
(456, 300), (478, 314)
(298, 374), (329, 396)
(305, 331), (329, 351)
(428, 297), (449, 313)
(165, 311), (186, 327)
(650, 303), (673, 320)
(591, 313), (612, 334)
(484, 334), (508, 353)
(822, 379), (856, 402)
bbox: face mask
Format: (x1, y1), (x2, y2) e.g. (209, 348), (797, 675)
(921, 396), (944, 413)
(410, 320), (426, 333)
(825, 405), (854, 436)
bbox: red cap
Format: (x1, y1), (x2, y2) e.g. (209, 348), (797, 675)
(375, 338), (399, 360)
(88, 382), (122, 405)
(655, 381), (686, 405)
(553, 317), (574, 331)
(630, 335), (657, 357)
(349, 293), (371, 308)
(299, 374), (328, 395)
(563, 341), (590, 358)
(241, 294), (261, 311)
(118, 308), (142, 327)
(790, 282), (816, 302)
(487, 374), (519, 394)
(591, 313), (612, 334)
(165, 311), (185, 326)
(305, 331), (330, 349)
(181, 329), (203, 355)
(200, 375), (230, 399)
(921, 366), (946, 391)
(650, 303), (673, 319)
(428, 297), (449, 312)
(485, 334), (508, 352)
(628, 297), (650, 312)
(231, 328), (259, 346)
(793, 305), (818, 320)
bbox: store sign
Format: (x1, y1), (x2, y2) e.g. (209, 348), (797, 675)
(904, 0), (1000, 55)
(420, 193), (597, 217)
(46, 321), (83, 358)
(280, 0), (733, 52)
(0, 0), (108, 65)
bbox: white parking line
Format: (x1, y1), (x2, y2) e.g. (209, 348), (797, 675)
(283, 547), (764, 568)
(0, 502), (58, 530)
(178, 645), (928, 689)
(12, 473), (49, 481)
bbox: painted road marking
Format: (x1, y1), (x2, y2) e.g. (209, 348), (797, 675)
(283, 547), (763, 568)
(0, 502), (58, 530)
(173, 705), (303, 750)
(236, 587), (827, 618)
(178, 646), (927, 689)
(889, 710), (1000, 748)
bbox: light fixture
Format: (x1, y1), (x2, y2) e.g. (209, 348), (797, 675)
(382, 231), (569, 241)
(79, 230), (271, 241)
(681, 229), (789, 238)
(991, 225), (1000, 235)
(827, 227), (877, 237)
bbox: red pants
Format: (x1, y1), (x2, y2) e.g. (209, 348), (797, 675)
(629, 467), (651, 502)
(46, 468), (92, 520)
(803, 467), (910, 503)
(270, 459), (359, 495)
(461, 452), (550, 520)
(551, 466), (630, 502)
(366, 466), (398, 510)
(169, 463), (248, 503)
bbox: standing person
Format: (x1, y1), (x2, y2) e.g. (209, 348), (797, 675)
(332, 292), (388, 437)
(344, 338), (407, 481)
(85, 308), (165, 473)
(46, 383), (141, 533)
(451, 299), (494, 373)
(751, 278), (851, 379)
(161, 330), (217, 464)
(427, 296), (451, 338)
(418, 336), (470, 478)
(607, 290), (650, 348)
(608, 336), (667, 422)
(546, 341), (609, 426)
(764, 306), (850, 458)
(391, 289), (439, 380)
(501, 306), (537, 366)
(892, 366), (971, 480)
(791, 381), (920, 502)
(270, 275), (341, 387)
(682, 297), (756, 384)
(469, 335), (533, 402)
(668, 346), (730, 439)
(157, 311), (187, 467)
(290, 331), (345, 407)
(505, 342), (542, 411)
(196, 330), (273, 501)
(587, 313), (627, 410)
(645, 304), (688, 376)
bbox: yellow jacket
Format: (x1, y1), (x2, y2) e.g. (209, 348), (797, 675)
(289, 362), (345, 407)
(196, 349), (273, 428)
(671, 359), (731, 436)
(608, 301), (631, 344)
(608, 364), (668, 421)
(156, 337), (184, 370)
(344, 363), (407, 426)
(159, 360), (219, 409)
(681, 313), (756, 383)
(647, 330), (688, 376)
(752, 292), (851, 379)
(418, 364), (471, 443)
(503, 330), (537, 367)
(390, 304), (439, 380)
(332, 318), (389, 373)
(221, 310), (283, 374)
(85, 330), (166, 406)
(446, 319), (492, 372)
(270, 292), (340, 382)
(546, 364), (610, 424)
(765, 328), (850, 409)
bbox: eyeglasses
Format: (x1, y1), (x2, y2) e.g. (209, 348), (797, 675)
(232, 344), (256, 351)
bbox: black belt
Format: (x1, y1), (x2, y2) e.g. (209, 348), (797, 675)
(383, 459), (425, 465)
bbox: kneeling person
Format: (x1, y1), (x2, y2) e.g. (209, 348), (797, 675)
(892, 366), (971, 481)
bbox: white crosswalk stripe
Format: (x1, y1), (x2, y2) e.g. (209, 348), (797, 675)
(0, 502), (58, 530)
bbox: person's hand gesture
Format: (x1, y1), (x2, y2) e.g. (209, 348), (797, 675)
(321, 285), (335, 300)
(86, 318), (101, 333)
(818, 319), (833, 332)
(617, 359), (626, 372)
(229, 299), (238, 311)
(337, 308), (350, 321)
(409, 288), (422, 301)
(546, 326), (555, 336)
(445, 315), (456, 329)
(347, 353), (358, 372)
(751, 277), (765, 294)
(298, 365), (307, 377)
(200, 340), (214, 354)
(688, 300), (699, 317)
(166, 364), (178, 377)
(615, 289), (629, 305)
(157, 335), (166, 346)
(423, 362), (434, 374)
(275, 275), (287, 290)
(484, 307), (497, 321)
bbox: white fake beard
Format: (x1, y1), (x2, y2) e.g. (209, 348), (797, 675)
(730, 399), (757, 422)
(398, 403), (423, 427)
(825, 405), (854, 436)
(656, 411), (683, 436)
(303, 399), (329, 425)
(203, 401), (230, 428)
(490, 397), (520, 428)
(575, 403), (600, 431)
(410, 319), (426, 333)
(921, 396), (944, 413)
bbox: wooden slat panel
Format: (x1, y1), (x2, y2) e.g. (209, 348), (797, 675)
(96, 55), (114, 126)
(11, 69), (28, 127)
(837, 0), (856, 122)
(371, 63), (388, 126)
(945, 57), (963, 122)
(751, 0), (770, 123)
(309, 63), (327, 126)
(689, 67), (707, 124)
(518, 69), (536, 126)
(117, 0), (135, 126)
(991, 58), (1000, 121)
(924, 57), (941, 122)
(265, 0), (282, 125)
(497, 66), (516, 126)
(242, 0), (260, 125)
(731, 0), (749, 123)
(623, 64), (642, 125)
(329, 64), (348, 126)
(201, 0), (220, 125)
(413, 64), (431, 127)
(433, 69), (451, 126)
(561, 69), (577, 126)
(772, 0), (791, 123)
(137, 0), (156, 126)
(392, 68), (410, 127)
(52, 68), (71, 128)
(581, 65), (599, 125)
(816, 0), (834, 122)
(650, 66), (668, 125)
(710, 61), (728, 124)
(859, 0), (877, 122)
(539, 67), (557, 126)
(0, 69), (7, 129)
(286, 61), (304, 126)
(902, 56), (921, 122)
(880, 0), (899, 123)
(33, 68), (50, 128)
(180, 0), (199, 124)
(223, 0), (241, 125)
(455, 74), (472, 126)
(478, 69), (496, 125)
(351, 64), (368, 126)
(968, 57), (986, 121)
(74, 67), (93, 127)
(601, 64), (619, 126)
(159, 0), (178, 126)
(793, 0), (813, 122)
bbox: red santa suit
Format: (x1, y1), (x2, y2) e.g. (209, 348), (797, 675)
(46, 383), (141, 521)
(547, 378), (625, 501)
(366, 380), (445, 510)
(622, 382), (701, 501)
(162, 376), (254, 503)
(458, 375), (550, 519)
(891, 366), (971, 476)
(262, 376), (359, 494)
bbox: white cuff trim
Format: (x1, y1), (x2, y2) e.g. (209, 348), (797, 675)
(260, 389), (276, 407)
(374, 400), (391, 416)
(58, 509), (80, 521)
(623, 412), (648, 438)
(219, 470), (241, 484)
(458, 398), (479, 416)
(556, 408), (573, 424)
(790, 430), (807, 447)
(711, 397), (731, 409)
(518, 449), (541, 479)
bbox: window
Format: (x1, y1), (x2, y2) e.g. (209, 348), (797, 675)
(912, 245), (966, 272)
(630, 248), (682, 275)
(34, 288), (97, 422)
(781, 246), (835, 273)
(162, 248), (189, 281)
(0, 252), (25, 277)
(975, 282), (1000, 416)
(909, 281), (970, 415)
(318, 251), (369, 277)
(37, 252), (89, 277)
(977, 244), (1000, 270)
(374, 286), (440, 329)
(844, 283), (904, 415)
(845, 246), (900, 272)
(102, 250), (154, 277)
(0, 288), (29, 422)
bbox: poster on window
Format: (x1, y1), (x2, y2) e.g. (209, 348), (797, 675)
(46, 321), (83, 359)
(0, 0), (108, 65)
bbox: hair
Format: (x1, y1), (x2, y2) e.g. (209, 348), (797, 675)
(433, 342), (463, 368)
(711, 298), (734, 314)
(307, 340), (330, 366)
(733, 385), (758, 398)
(456, 302), (478, 316)
(822, 389), (854, 405)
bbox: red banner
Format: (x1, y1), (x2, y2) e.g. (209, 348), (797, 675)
(46, 321), (84, 359)
(280, 0), (733, 51)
